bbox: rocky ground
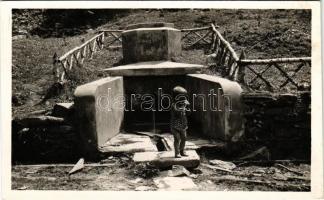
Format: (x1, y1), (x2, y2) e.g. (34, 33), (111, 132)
(12, 153), (310, 191)
(11, 9), (311, 191)
(11, 126), (311, 191)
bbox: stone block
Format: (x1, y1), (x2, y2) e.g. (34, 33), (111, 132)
(133, 150), (200, 168)
(99, 133), (158, 153)
(122, 27), (181, 63)
(104, 61), (205, 76)
(74, 77), (124, 157)
(185, 74), (244, 142)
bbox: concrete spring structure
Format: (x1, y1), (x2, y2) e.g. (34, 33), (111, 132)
(74, 22), (244, 158)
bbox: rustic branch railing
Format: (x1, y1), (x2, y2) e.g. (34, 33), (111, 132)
(207, 23), (240, 79)
(237, 57), (311, 92)
(207, 23), (311, 92)
(53, 24), (311, 93)
(53, 30), (122, 83)
(181, 26), (214, 49)
(100, 30), (123, 48)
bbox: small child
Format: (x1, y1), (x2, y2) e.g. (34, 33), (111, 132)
(170, 86), (190, 158)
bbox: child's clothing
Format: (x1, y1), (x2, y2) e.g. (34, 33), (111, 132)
(170, 103), (188, 157)
(170, 103), (188, 131)
(171, 128), (187, 157)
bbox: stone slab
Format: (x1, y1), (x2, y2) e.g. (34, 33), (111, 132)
(99, 133), (158, 153)
(153, 177), (197, 191)
(74, 77), (124, 157)
(133, 150), (200, 168)
(103, 61), (205, 76)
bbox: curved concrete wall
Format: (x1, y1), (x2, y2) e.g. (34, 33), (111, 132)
(185, 74), (244, 142)
(74, 77), (124, 156)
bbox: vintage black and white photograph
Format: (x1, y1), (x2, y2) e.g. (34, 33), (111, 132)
(1, 2), (321, 195)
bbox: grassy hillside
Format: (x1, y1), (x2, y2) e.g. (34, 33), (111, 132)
(12, 9), (311, 118)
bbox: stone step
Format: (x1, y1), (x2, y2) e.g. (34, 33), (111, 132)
(133, 150), (200, 168)
(99, 133), (158, 153)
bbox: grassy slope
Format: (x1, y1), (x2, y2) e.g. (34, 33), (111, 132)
(12, 33), (95, 117)
(12, 9), (311, 117)
(98, 9), (311, 58)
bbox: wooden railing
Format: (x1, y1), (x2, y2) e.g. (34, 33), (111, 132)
(181, 26), (214, 49)
(100, 30), (123, 48)
(53, 24), (311, 93)
(207, 23), (240, 79)
(237, 57), (311, 92)
(53, 30), (122, 83)
(206, 23), (311, 92)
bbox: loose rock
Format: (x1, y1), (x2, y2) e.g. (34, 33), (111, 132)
(69, 158), (85, 175)
(209, 159), (236, 170)
(154, 177), (197, 190)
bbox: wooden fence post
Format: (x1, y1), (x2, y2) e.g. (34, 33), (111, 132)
(236, 50), (246, 84)
(52, 52), (60, 82)
(210, 31), (216, 53)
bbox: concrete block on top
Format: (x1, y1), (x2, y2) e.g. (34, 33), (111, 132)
(103, 61), (206, 76)
(122, 23), (181, 63)
(126, 22), (175, 30)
